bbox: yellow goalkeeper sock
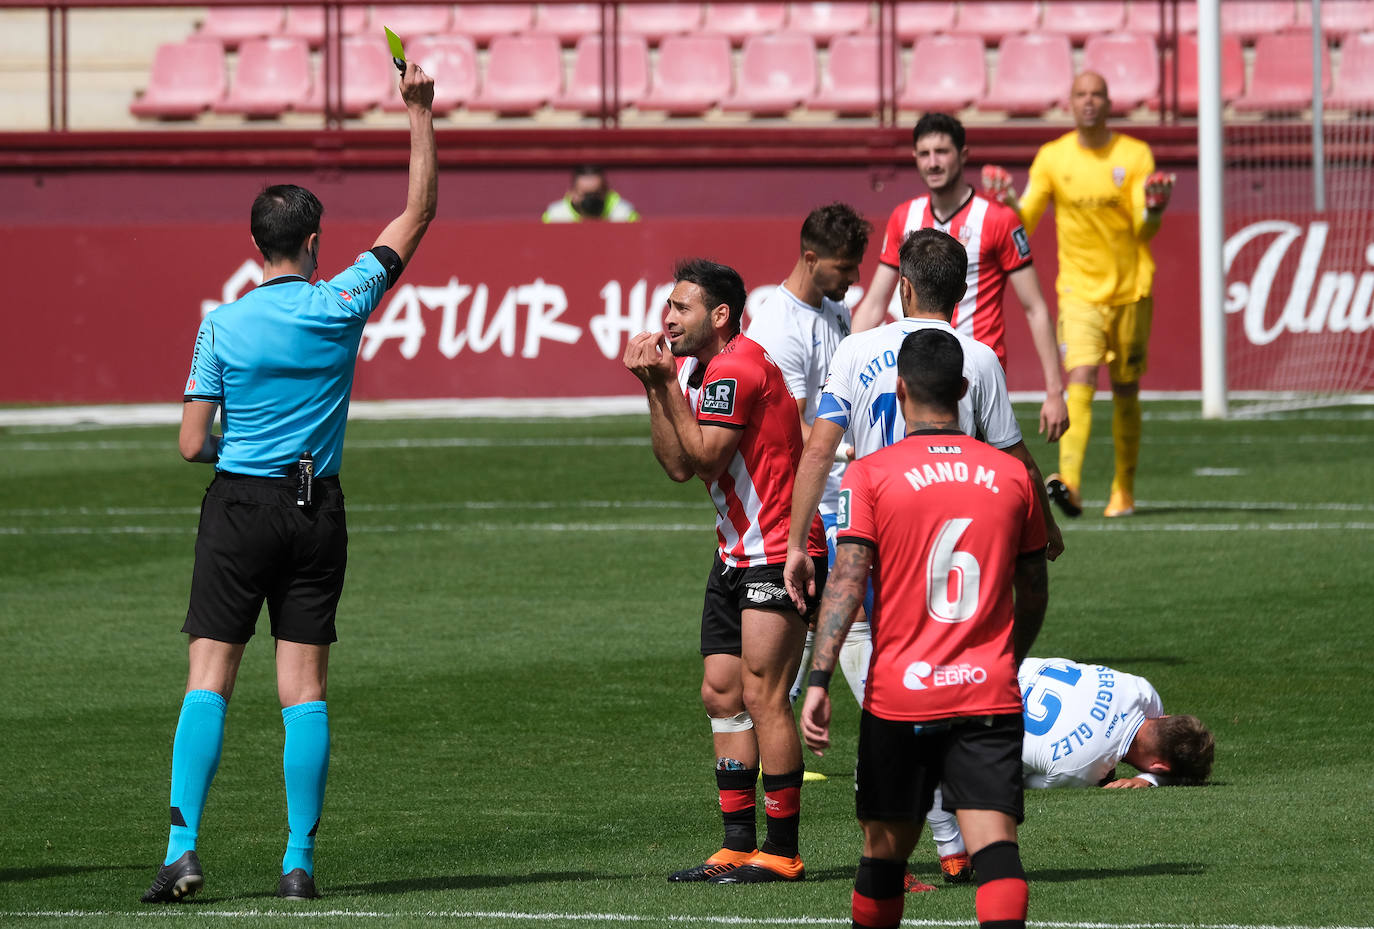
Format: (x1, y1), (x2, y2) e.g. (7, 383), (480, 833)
(1111, 391), (1142, 496)
(1059, 382), (1095, 492)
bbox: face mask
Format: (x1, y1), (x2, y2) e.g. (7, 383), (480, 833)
(577, 192), (607, 217)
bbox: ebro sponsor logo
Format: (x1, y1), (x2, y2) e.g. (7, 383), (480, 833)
(902, 660), (987, 691)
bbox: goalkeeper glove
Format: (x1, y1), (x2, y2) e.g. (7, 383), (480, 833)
(1145, 171), (1175, 211)
(981, 164), (1017, 205)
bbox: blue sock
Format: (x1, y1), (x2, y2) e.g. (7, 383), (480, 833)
(164, 689), (227, 866)
(281, 701), (329, 876)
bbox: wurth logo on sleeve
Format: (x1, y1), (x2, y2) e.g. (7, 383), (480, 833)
(700, 378), (737, 416)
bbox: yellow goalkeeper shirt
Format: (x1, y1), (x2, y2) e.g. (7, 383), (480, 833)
(1018, 131), (1160, 306)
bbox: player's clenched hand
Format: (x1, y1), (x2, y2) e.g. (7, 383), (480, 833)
(800, 687), (831, 756)
(1145, 171), (1175, 212)
(1103, 776), (1154, 789)
(981, 165), (1017, 206)
(622, 331), (674, 385)
(1040, 394), (1069, 443)
(782, 547), (816, 614)
(399, 60), (435, 111)
(1046, 521), (1064, 562)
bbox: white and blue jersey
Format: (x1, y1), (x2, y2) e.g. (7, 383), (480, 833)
(816, 317), (1022, 459)
(183, 249), (395, 478)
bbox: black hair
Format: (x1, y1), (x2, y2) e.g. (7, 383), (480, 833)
(799, 202), (872, 261)
(250, 184), (323, 263)
(897, 228), (968, 317)
(673, 258), (747, 332)
(897, 328), (965, 412)
(571, 164), (607, 183)
(912, 112), (967, 151)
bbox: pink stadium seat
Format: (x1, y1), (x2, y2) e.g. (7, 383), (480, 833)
(452, 4), (534, 44)
(534, 3), (603, 44)
(1329, 31), (1374, 110)
(1041, 2), (1125, 43)
(215, 36), (315, 116)
(468, 33), (562, 112)
(282, 5), (368, 47)
(813, 31), (891, 113)
(196, 6), (283, 48)
(1082, 32), (1159, 111)
(371, 5), (454, 42)
(619, 3), (703, 43)
(637, 33), (733, 113)
(702, 3), (787, 43)
(895, 2), (956, 40)
(721, 31), (817, 113)
(1124, 1), (1197, 37)
(898, 33), (985, 112)
(382, 34), (478, 114)
(1158, 32), (1243, 114)
(553, 34), (650, 112)
(978, 32), (1072, 113)
(952, 1), (1041, 43)
(1221, 1), (1296, 40)
(130, 40), (226, 118)
(1234, 32), (1332, 112)
(787, 3), (871, 42)
(337, 36), (396, 115)
(1297, 1), (1374, 39)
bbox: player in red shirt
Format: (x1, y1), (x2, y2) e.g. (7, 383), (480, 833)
(624, 258), (828, 885)
(800, 326), (1049, 929)
(851, 113), (1068, 443)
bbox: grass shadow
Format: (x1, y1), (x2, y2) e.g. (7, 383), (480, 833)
(1027, 861), (1205, 882)
(276, 870), (637, 897)
(0, 864), (146, 884)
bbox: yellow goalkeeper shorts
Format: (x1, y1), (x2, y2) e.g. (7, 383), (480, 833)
(1057, 296), (1152, 384)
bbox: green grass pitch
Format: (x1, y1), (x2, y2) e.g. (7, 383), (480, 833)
(1, 401), (1372, 928)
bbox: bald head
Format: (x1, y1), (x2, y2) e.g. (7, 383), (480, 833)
(1070, 71), (1110, 139)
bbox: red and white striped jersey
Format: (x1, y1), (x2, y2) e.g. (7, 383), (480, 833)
(878, 191), (1033, 368)
(678, 334), (826, 568)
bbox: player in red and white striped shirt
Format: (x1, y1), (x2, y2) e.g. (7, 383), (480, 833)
(624, 258), (827, 885)
(851, 113), (1068, 443)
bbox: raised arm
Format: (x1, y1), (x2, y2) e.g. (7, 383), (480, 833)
(850, 263), (900, 333)
(1008, 265), (1068, 442)
(372, 62), (437, 266)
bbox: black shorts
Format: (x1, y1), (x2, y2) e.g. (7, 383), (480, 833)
(855, 710), (1024, 824)
(699, 552), (827, 656)
(183, 472), (348, 645)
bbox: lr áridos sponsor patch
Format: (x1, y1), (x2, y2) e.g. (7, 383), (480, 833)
(700, 378), (736, 416)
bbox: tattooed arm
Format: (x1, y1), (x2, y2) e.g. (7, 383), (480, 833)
(799, 541), (874, 755)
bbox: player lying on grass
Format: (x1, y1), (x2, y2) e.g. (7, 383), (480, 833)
(912, 656), (1215, 891)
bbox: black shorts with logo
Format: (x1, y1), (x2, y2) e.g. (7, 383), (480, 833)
(183, 471), (348, 645)
(699, 552), (827, 656)
(855, 709), (1024, 824)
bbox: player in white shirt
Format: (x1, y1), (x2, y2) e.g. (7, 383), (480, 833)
(746, 203), (874, 712)
(920, 657), (1215, 886)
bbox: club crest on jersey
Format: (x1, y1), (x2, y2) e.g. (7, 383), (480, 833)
(1012, 226), (1031, 259)
(1112, 166), (1126, 188)
(957, 224), (974, 245)
(700, 378), (736, 416)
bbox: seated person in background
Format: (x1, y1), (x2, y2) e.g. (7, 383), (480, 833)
(543, 164), (639, 223)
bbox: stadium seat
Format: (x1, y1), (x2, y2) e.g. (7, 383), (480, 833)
(196, 6), (283, 48)
(1221, 1), (1296, 40)
(553, 34), (650, 113)
(637, 33), (733, 113)
(130, 40), (227, 118)
(786, 3), (871, 42)
(978, 32), (1072, 114)
(371, 4), (454, 42)
(721, 31), (817, 114)
(1082, 32), (1159, 112)
(702, 3), (787, 43)
(452, 4), (534, 44)
(895, 2), (957, 40)
(1124, 1), (1198, 37)
(619, 3), (703, 43)
(1233, 31), (1332, 113)
(813, 31), (892, 113)
(282, 5), (368, 47)
(1329, 31), (1374, 110)
(468, 33), (562, 113)
(1041, 2), (1125, 43)
(337, 36), (397, 116)
(952, 1), (1041, 43)
(215, 36), (316, 116)
(1297, 1), (1374, 39)
(1158, 32), (1243, 114)
(534, 3), (603, 44)
(382, 34), (478, 114)
(898, 33), (985, 112)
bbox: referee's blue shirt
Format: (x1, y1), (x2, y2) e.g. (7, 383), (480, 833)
(183, 249), (394, 478)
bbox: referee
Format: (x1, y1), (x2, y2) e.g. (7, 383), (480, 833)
(141, 61), (436, 904)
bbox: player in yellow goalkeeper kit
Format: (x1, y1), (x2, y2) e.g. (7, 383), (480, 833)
(984, 72), (1174, 518)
